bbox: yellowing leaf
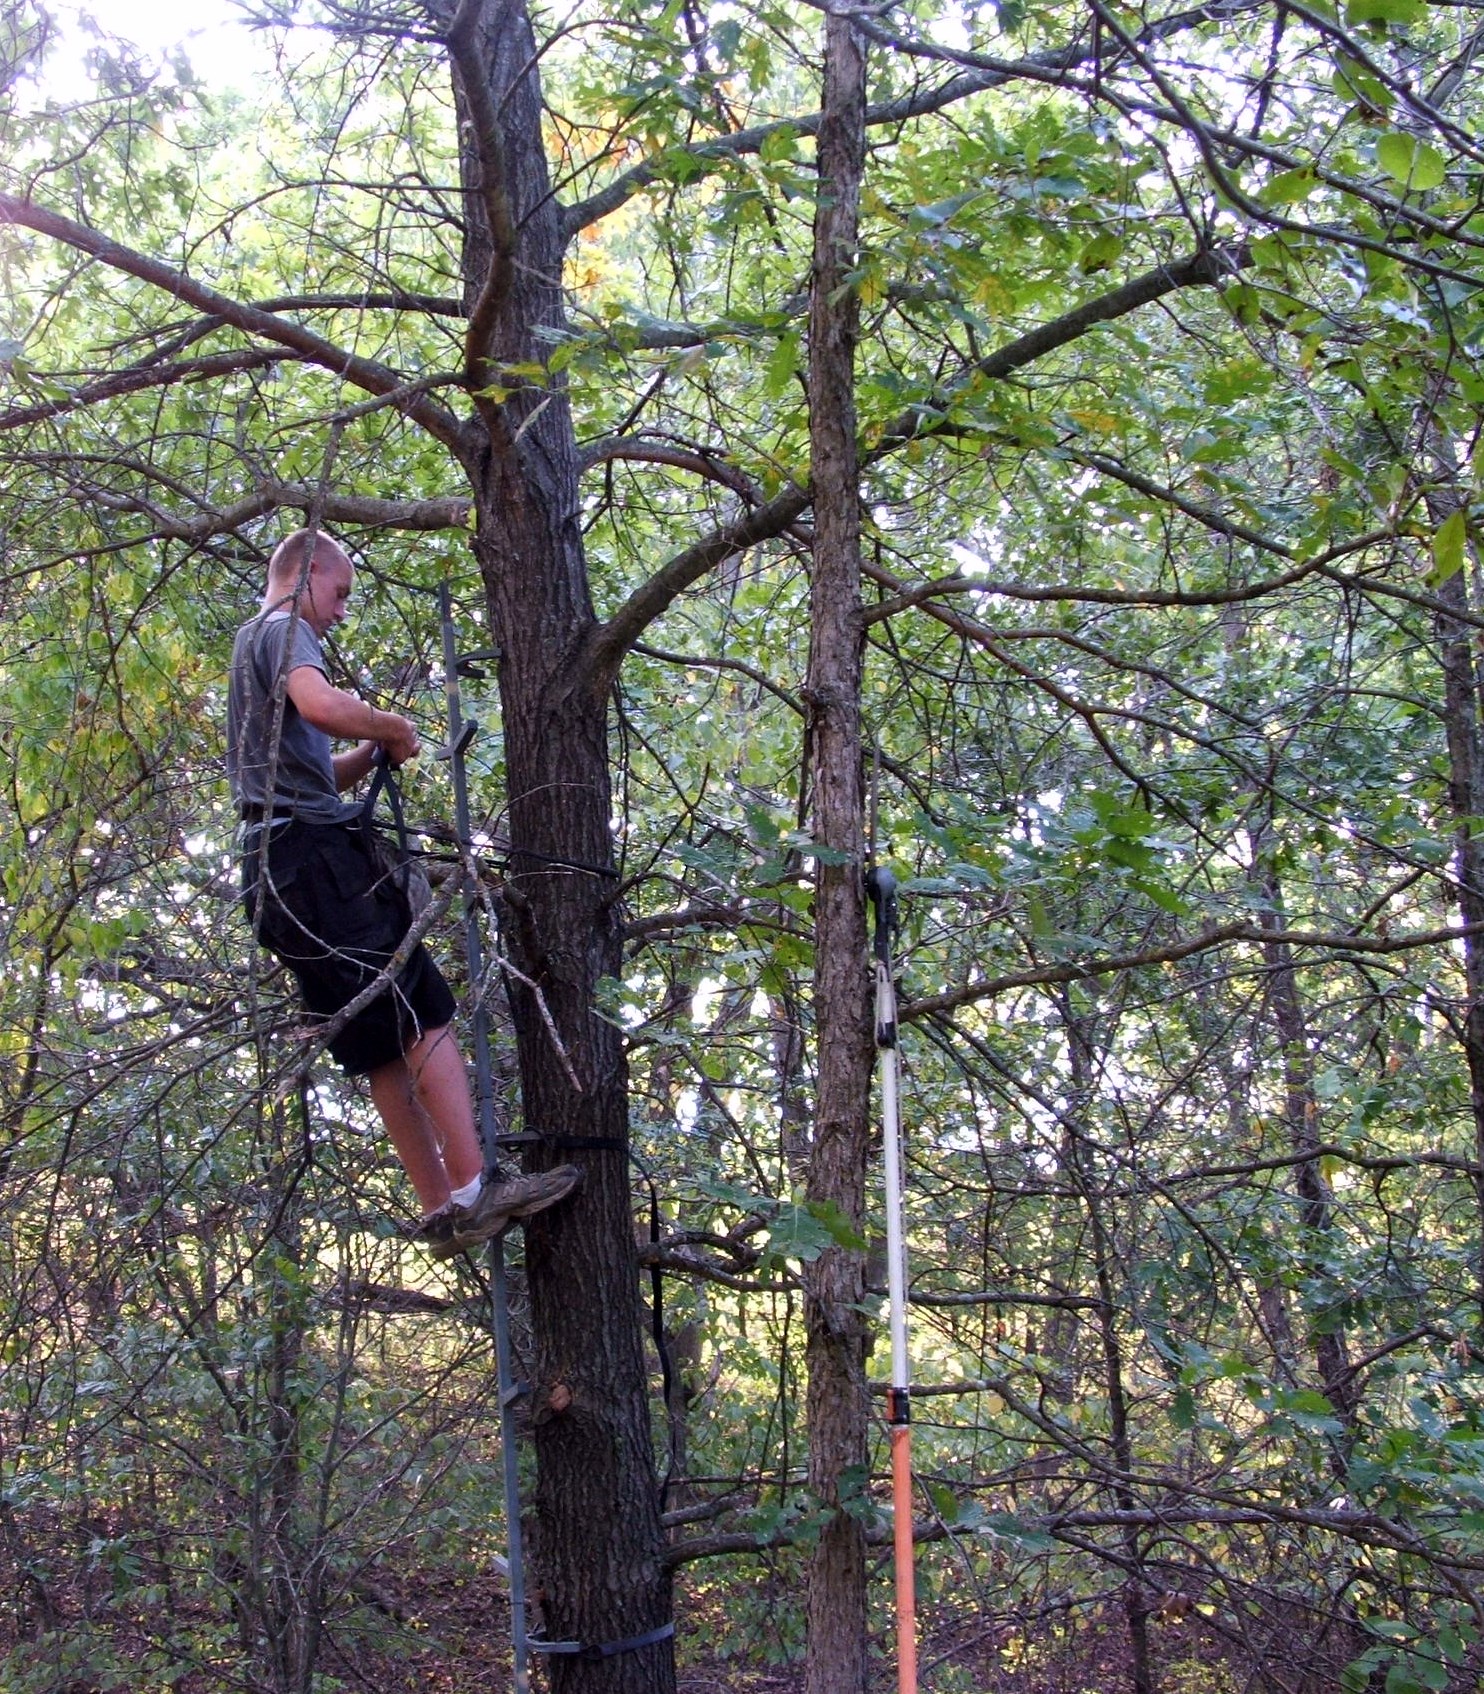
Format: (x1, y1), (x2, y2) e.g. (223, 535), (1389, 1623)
(973, 273), (1014, 317)
(1067, 407), (1121, 435)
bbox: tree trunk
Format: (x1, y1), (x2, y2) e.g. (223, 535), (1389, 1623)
(1062, 1008), (1156, 1694)
(1254, 857), (1359, 1447)
(249, 1095), (324, 1694)
(1432, 557), (1484, 1338)
(1224, 584), (1359, 1439)
(802, 11), (872, 1694)
(444, 2), (673, 1687)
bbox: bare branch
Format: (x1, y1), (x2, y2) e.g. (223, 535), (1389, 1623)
(623, 895), (803, 944)
(956, 248), (1247, 390)
(900, 1289), (1101, 1310)
(0, 193), (467, 451)
(0, 347), (299, 434)
(583, 483), (812, 694)
(629, 642), (803, 715)
(254, 485), (471, 531)
(902, 920), (1484, 1023)
(636, 1242), (795, 1295)
(252, 291), (464, 317)
(0, 485), (472, 569)
(578, 434), (761, 499)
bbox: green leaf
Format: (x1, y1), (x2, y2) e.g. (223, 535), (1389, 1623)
(782, 831), (853, 866)
(1033, 174), (1085, 199)
(1204, 357), (1271, 405)
(1368, 1620), (1417, 1642)
(658, 145), (703, 184)
(1436, 1626), (1469, 1666)
(1384, 1658), (1429, 1694)
(1332, 52), (1394, 113)
(910, 190), (983, 229)
(764, 331), (799, 400)
(697, 1178), (774, 1212)
(1408, 1652), (1450, 1692)
(1262, 167), (1317, 207)
(1285, 1389), (1338, 1416)
(762, 1201), (864, 1264)
(1375, 133), (1415, 184)
(1377, 132), (1447, 191)
(1410, 142), (1447, 191)
(1343, 1649), (1387, 1692)
(1078, 231), (1123, 274)
(1346, 0), (1424, 25)
(979, 1511), (1058, 1551)
(805, 1198), (868, 1251)
(1430, 509), (1467, 586)
(1135, 878), (1190, 916)
(759, 123), (799, 163)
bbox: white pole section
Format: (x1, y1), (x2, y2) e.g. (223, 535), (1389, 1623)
(868, 867), (918, 1694)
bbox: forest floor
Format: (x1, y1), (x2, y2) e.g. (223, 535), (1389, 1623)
(308, 1564), (1206, 1694)
(1, 1541), (1259, 1692)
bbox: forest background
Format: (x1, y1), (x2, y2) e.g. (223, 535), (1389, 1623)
(3, 0), (1484, 1689)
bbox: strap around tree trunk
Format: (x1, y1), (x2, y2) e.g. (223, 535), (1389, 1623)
(528, 1620), (675, 1662)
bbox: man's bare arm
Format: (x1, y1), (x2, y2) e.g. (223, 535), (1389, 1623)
(331, 740), (381, 792)
(285, 665), (421, 777)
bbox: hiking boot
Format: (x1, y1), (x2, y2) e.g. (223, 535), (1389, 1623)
(423, 1165), (583, 1261)
(408, 1202), (458, 1252)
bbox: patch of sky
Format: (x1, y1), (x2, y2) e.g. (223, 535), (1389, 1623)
(26, 0), (283, 106)
(691, 975), (723, 1027)
(676, 1085), (699, 1133)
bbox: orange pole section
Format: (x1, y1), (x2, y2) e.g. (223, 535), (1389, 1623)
(891, 1419), (918, 1694)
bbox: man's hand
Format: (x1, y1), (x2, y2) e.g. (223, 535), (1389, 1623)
(378, 712), (420, 767)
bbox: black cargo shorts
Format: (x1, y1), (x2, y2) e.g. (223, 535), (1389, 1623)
(241, 816), (456, 1075)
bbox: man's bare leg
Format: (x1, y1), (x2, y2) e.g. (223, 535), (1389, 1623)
(368, 1023), (482, 1215)
(404, 1023), (484, 1188)
(371, 1024), (582, 1255)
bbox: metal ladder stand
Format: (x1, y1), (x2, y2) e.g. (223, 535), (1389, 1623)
(435, 582), (534, 1692)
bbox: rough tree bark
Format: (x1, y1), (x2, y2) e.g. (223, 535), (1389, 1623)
(802, 9), (873, 1694)
(249, 1098), (323, 1694)
(1061, 1005), (1156, 1694)
(1431, 554), (1484, 1340)
(435, 1), (674, 1687)
(1415, 383), (1484, 1342)
(1253, 849), (1359, 1449)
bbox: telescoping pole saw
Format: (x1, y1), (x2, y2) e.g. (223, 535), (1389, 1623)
(867, 864), (918, 1694)
(436, 582), (532, 1694)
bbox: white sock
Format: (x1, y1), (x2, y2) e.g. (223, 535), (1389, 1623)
(449, 1175), (482, 1209)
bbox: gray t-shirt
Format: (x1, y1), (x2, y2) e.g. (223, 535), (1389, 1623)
(226, 612), (359, 823)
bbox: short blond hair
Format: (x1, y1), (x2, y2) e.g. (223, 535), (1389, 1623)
(267, 527), (346, 585)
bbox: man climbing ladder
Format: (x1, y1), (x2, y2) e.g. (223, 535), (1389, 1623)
(226, 527), (580, 1255)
